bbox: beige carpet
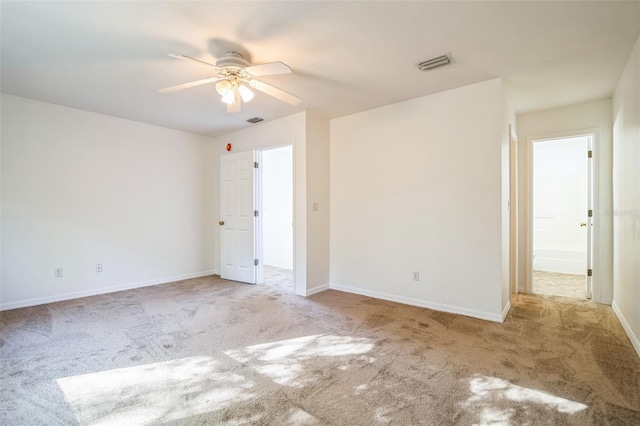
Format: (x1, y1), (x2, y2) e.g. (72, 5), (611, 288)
(533, 270), (587, 299)
(1, 272), (639, 425)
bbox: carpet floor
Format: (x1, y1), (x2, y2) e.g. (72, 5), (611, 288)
(1, 273), (639, 425)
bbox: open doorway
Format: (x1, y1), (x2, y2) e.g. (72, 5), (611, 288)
(531, 135), (593, 299)
(258, 145), (293, 291)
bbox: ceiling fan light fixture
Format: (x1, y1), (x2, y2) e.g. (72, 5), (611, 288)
(222, 91), (236, 105)
(238, 84), (254, 102)
(215, 79), (232, 96)
(162, 51), (302, 113)
(221, 90), (236, 105)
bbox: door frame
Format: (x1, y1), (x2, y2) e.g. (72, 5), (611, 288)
(255, 143), (294, 285)
(525, 128), (598, 298)
(509, 125), (519, 295)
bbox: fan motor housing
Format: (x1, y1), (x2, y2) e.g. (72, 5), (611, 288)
(216, 52), (250, 69)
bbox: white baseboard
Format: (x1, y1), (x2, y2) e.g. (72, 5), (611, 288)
(0, 270), (219, 311)
(329, 283), (505, 323)
(300, 283), (330, 297)
(501, 300), (511, 322)
(594, 297), (612, 306)
(612, 301), (640, 358)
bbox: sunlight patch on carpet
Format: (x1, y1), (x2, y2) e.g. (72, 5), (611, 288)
(463, 375), (588, 423)
(225, 334), (374, 387)
(56, 356), (255, 425)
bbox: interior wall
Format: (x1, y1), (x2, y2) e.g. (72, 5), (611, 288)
(501, 89), (516, 314)
(612, 33), (640, 357)
(203, 140), (220, 274)
(516, 99), (613, 303)
(1, 94), (214, 310)
(330, 79), (505, 322)
(262, 145), (293, 269)
(305, 112), (330, 293)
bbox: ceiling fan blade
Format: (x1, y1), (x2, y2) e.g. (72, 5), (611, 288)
(248, 80), (301, 106)
(245, 61), (292, 77)
(158, 77), (219, 94)
(168, 54), (219, 69)
(227, 96), (241, 113)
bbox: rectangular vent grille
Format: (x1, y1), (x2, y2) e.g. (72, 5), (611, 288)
(247, 117), (264, 124)
(418, 54), (452, 71)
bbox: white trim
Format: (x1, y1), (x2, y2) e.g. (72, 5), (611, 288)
(330, 283), (505, 323)
(501, 300), (512, 322)
(509, 125), (519, 295)
(303, 283), (330, 296)
(256, 144), (295, 286)
(612, 302), (640, 358)
(0, 270), (218, 311)
(256, 148), (264, 285)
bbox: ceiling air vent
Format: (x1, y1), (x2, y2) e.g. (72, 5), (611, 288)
(417, 54), (453, 71)
(247, 117), (264, 124)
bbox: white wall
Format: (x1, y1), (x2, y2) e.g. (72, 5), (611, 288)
(501, 89), (516, 316)
(1, 94), (215, 310)
(305, 112), (331, 293)
(262, 145), (293, 269)
(330, 79), (506, 322)
(612, 34), (640, 357)
(533, 137), (588, 275)
(516, 99), (613, 303)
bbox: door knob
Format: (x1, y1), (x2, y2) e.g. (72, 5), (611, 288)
(219, 221), (225, 226)
(580, 222), (587, 227)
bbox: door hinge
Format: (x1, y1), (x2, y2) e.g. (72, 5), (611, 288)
(587, 269), (593, 277)
(254, 259), (259, 266)
(588, 150), (593, 158)
(254, 210), (259, 217)
(254, 161), (259, 169)
(588, 209), (593, 217)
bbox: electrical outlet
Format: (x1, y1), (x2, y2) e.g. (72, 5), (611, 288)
(413, 271), (420, 281)
(96, 263), (103, 273)
(312, 202), (319, 212)
(54, 268), (63, 278)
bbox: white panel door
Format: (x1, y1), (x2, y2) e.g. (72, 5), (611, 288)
(220, 150), (256, 284)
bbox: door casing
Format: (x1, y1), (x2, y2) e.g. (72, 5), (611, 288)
(255, 144), (294, 285)
(509, 125), (518, 295)
(525, 129), (597, 298)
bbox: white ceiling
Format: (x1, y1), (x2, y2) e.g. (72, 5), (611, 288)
(2, 1), (639, 137)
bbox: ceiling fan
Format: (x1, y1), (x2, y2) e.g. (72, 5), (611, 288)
(159, 51), (302, 113)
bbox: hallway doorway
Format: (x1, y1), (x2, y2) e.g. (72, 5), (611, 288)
(531, 135), (593, 299)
